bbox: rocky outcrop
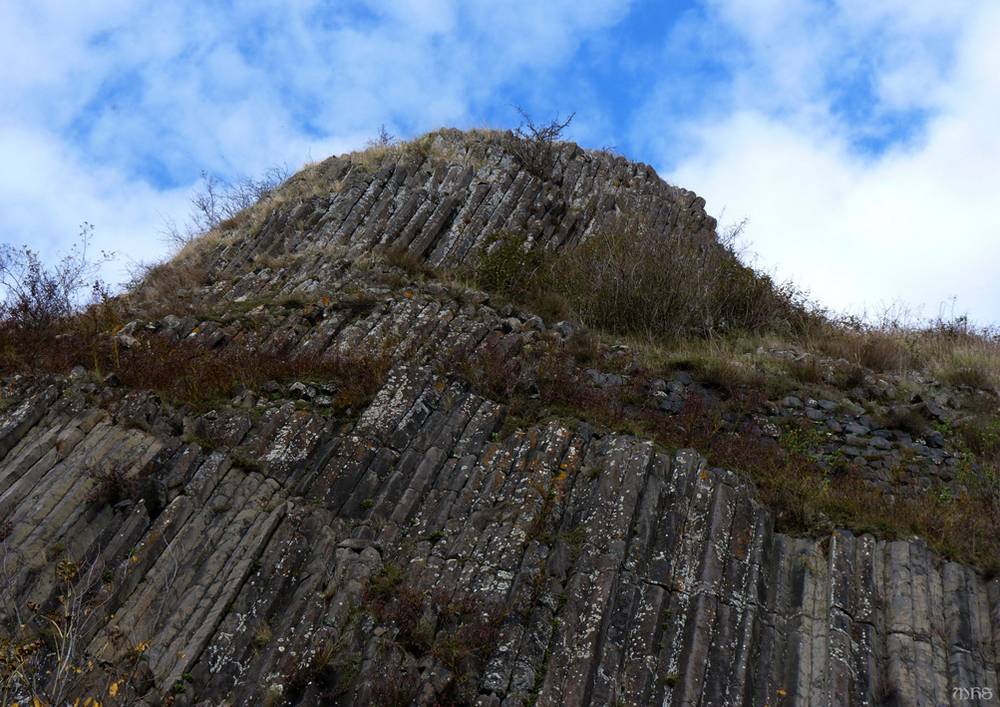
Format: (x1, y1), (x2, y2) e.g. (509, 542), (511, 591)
(2, 130), (998, 705)
(192, 128), (717, 280)
(4, 367), (999, 706)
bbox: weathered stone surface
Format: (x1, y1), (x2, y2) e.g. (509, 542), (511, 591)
(3, 366), (998, 705)
(1, 130), (997, 705)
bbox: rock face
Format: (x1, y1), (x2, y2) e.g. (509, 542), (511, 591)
(197, 127), (717, 278)
(1, 130), (998, 705)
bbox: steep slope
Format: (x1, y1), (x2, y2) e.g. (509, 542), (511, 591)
(2, 130), (998, 706)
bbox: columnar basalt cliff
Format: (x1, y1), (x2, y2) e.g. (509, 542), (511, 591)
(2, 130), (998, 706)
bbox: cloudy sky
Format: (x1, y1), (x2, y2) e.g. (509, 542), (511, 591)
(2, 1), (998, 323)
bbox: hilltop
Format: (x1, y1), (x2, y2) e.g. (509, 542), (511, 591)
(2, 129), (999, 705)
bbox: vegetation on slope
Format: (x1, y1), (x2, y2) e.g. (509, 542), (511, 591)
(0, 244), (390, 413)
(3, 129), (1000, 573)
(447, 331), (1000, 573)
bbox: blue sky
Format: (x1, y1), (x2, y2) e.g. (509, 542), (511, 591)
(2, 0), (998, 323)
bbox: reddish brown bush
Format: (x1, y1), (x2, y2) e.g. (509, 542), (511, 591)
(85, 465), (139, 507)
(2, 321), (391, 413)
(362, 563), (506, 702)
(111, 336), (390, 411)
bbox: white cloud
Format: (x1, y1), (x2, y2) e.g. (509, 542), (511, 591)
(662, 1), (1000, 323)
(0, 126), (189, 283)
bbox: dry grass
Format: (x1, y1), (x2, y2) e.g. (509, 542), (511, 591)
(810, 323), (1000, 389)
(605, 321), (1000, 403)
(590, 331), (795, 399)
(785, 356), (824, 384)
(1, 311), (392, 412)
(345, 129), (495, 173)
(468, 218), (823, 344)
(614, 308), (1000, 397)
(124, 257), (211, 318)
(932, 343), (1000, 389)
(812, 328), (913, 372)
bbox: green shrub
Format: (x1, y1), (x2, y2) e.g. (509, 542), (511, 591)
(470, 216), (820, 344)
(473, 232), (552, 303)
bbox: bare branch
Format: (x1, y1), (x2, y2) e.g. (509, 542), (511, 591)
(366, 124), (397, 149)
(163, 165), (291, 248)
(507, 106), (575, 178)
(0, 223), (114, 336)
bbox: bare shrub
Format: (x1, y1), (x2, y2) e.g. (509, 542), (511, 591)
(507, 106), (575, 178)
(163, 167), (290, 247)
(367, 124), (397, 149)
(362, 563), (506, 704)
(86, 464), (140, 507)
(0, 223), (112, 335)
(0, 226), (117, 374)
